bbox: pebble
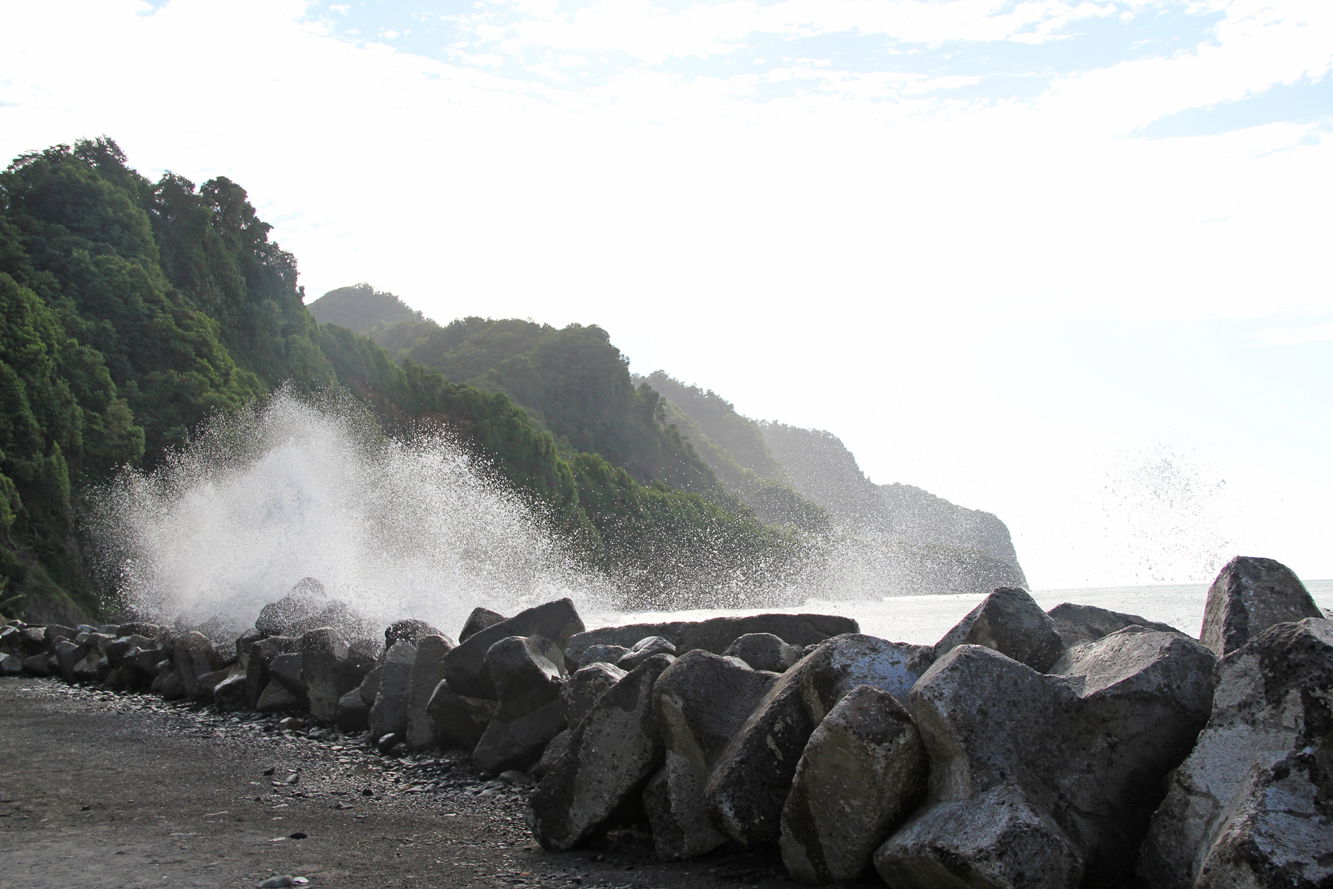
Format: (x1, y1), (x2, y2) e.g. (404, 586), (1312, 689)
(257, 876), (309, 888)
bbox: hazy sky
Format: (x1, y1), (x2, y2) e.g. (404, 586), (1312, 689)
(3, 0), (1330, 588)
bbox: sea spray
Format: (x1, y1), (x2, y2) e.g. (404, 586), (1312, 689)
(88, 389), (614, 635)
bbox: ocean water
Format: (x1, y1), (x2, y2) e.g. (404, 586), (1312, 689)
(587, 579), (1333, 647)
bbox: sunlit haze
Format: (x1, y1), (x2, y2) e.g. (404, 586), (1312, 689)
(3, 0), (1329, 588)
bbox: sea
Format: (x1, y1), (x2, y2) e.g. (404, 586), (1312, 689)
(587, 579), (1333, 646)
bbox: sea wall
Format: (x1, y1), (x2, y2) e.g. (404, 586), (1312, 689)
(2, 555), (1330, 888)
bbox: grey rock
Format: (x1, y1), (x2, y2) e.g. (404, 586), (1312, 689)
(170, 630), (227, 698)
(1138, 617), (1333, 889)
(300, 627), (373, 723)
(562, 662), (627, 729)
(256, 680), (305, 714)
(617, 635), (677, 671)
(442, 598), (583, 699)
(335, 686), (370, 732)
(881, 627), (1215, 888)
(358, 664), (383, 707)
(472, 635), (569, 773)
(781, 685), (928, 882)
(1047, 601), (1182, 647)
(405, 634), (454, 750)
(384, 618), (443, 650)
(531, 728), (571, 780)
(255, 591), (325, 638)
(528, 654), (675, 851)
(648, 651), (778, 860)
(0, 652), (22, 674)
(934, 586), (1063, 672)
(707, 634), (933, 848)
(245, 635), (300, 709)
(424, 680), (497, 751)
(566, 613), (859, 665)
(874, 784), (1082, 889)
(571, 643), (631, 668)
(723, 632), (802, 672)
(459, 606), (505, 643)
(1199, 555), (1321, 656)
(21, 652), (54, 675)
(368, 640), (416, 740)
(53, 638), (82, 682)
(267, 652), (306, 697)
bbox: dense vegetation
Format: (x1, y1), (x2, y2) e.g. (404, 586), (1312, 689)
(310, 294), (722, 499)
(0, 138), (799, 621)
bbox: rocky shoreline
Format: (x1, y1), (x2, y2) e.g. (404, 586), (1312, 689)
(3, 555), (1331, 888)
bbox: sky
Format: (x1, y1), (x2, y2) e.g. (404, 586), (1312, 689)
(2, 0), (1330, 589)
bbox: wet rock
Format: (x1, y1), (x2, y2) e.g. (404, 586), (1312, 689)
(875, 784), (1082, 889)
(528, 654), (674, 851)
(934, 587), (1063, 672)
(648, 651), (778, 860)
(1138, 617), (1333, 889)
(257, 680), (306, 714)
(0, 652), (21, 674)
(53, 638), (82, 683)
(406, 634), (454, 750)
(21, 652), (54, 675)
(531, 728), (571, 780)
(335, 686), (370, 732)
(213, 629), (264, 709)
(255, 583), (326, 638)
(43, 624), (76, 645)
(369, 640), (416, 740)
(706, 634), (933, 848)
(170, 630), (228, 698)
(566, 613), (859, 665)
(879, 627), (1215, 888)
(617, 636), (677, 671)
(245, 635), (300, 709)
(442, 598), (583, 699)
(781, 685), (928, 882)
(723, 632), (802, 672)
(562, 662), (627, 729)
(1199, 555), (1322, 656)
(424, 681), (497, 751)
(384, 618), (443, 650)
(267, 652), (305, 697)
(571, 643), (631, 668)
(300, 627), (373, 723)
(1047, 602), (1182, 647)
(472, 635), (569, 773)
(459, 606), (505, 643)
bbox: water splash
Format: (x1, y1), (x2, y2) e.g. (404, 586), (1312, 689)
(88, 389), (613, 636)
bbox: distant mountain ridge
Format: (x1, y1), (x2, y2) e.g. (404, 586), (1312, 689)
(646, 373), (1027, 594)
(311, 288), (1027, 596)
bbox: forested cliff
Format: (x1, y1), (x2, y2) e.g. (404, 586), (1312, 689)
(0, 139), (797, 621)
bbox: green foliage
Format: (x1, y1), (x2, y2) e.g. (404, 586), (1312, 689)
(0, 137), (807, 617)
(307, 283), (425, 333)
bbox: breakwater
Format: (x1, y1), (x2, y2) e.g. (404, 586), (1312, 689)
(3, 555), (1330, 888)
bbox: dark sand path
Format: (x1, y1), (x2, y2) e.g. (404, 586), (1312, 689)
(0, 676), (803, 889)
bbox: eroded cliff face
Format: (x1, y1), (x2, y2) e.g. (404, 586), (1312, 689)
(740, 413), (1026, 594)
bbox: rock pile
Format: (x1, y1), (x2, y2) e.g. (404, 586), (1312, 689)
(2, 555), (1329, 888)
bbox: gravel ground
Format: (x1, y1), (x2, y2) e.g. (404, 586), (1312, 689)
(0, 676), (819, 889)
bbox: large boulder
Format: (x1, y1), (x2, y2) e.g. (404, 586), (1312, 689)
(368, 640), (417, 740)
(459, 607), (505, 643)
(1047, 602), (1182, 647)
(254, 578), (327, 637)
(245, 635), (300, 709)
(876, 784), (1082, 889)
(706, 634), (934, 848)
(562, 662), (627, 729)
(424, 681), (496, 751)
(212, 630), (264, 709)
(723, 632), (803, 672)
(471, 635), (568, 773)
(405, 634), (454, 750)
(876, 627), (1215, 889)
(780, 685), (928, 882)
(528, 654), (674, 851)
(441, 598), (583, 699)
(617, 635), (676, 671)
(647, 650), (778, 860)
(566, 613), (858, 665)
(1138, 617), (1333, 889)
(1199, 556), (1322, 656)
(934, 587), (1063, 672)
(384, 618), (443, 650)
(300, 628), (373, 723)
